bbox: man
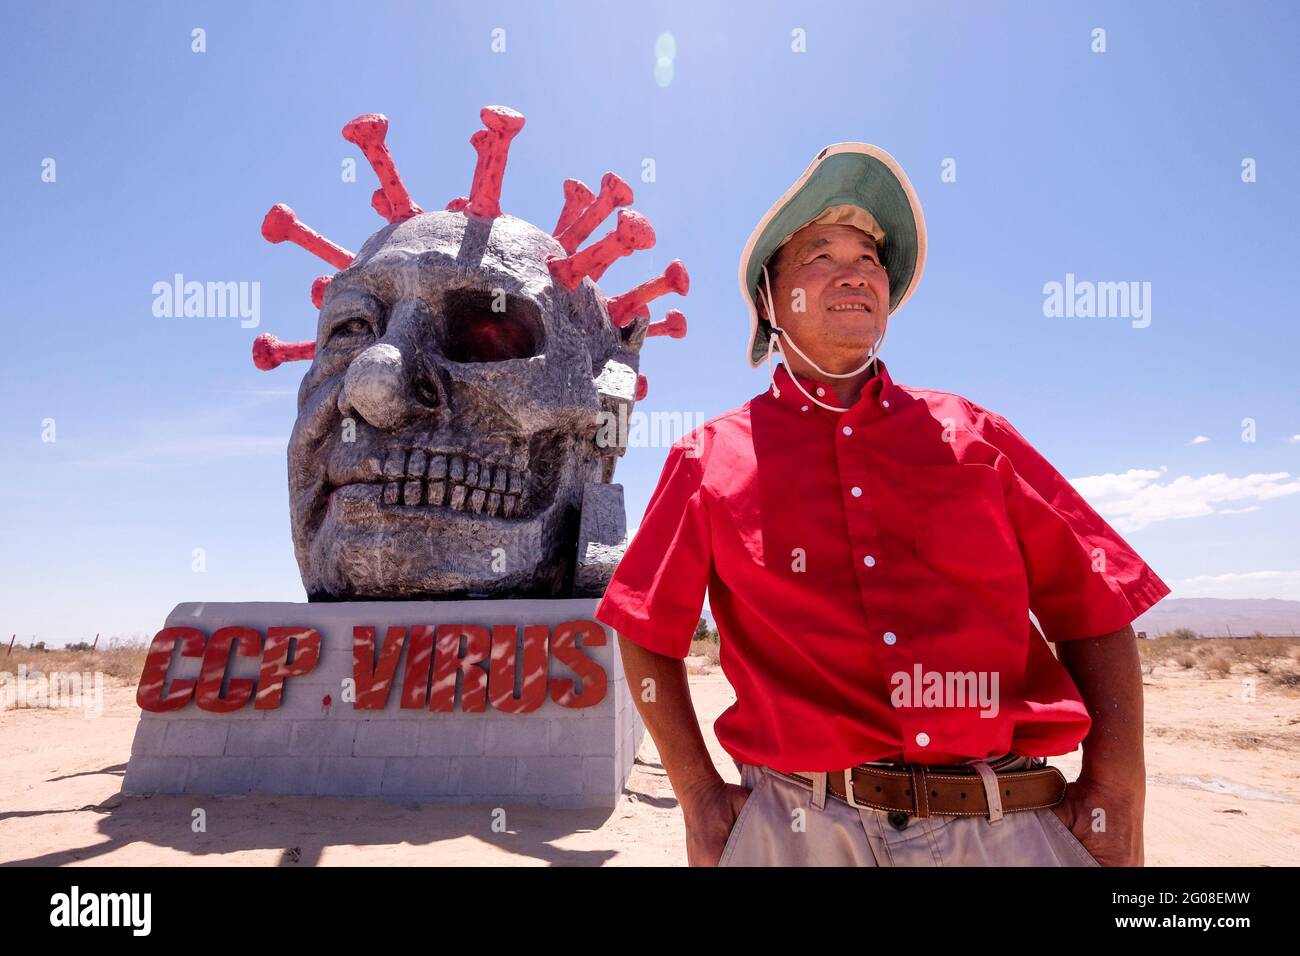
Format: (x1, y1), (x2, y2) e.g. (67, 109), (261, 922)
(594, 143), (1170, 866)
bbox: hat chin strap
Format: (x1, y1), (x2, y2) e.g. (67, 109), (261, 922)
(760, 262), (887, 413)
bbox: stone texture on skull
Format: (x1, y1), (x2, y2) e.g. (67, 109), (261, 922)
(255, 107), (689, 602)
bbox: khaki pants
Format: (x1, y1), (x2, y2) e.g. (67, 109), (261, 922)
(719, 756), (1100, 867)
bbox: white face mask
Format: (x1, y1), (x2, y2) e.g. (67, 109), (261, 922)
(759, 261), (888, 413)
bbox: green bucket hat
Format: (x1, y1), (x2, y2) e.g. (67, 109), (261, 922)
(738, 143), (927, 367)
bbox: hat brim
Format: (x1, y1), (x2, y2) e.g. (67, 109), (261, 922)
(738, 143), (927, 367)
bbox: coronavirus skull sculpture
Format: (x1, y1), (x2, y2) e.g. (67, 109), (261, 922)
(255, 106), (689, 601)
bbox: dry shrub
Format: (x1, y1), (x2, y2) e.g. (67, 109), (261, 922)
(689, 639), (720, 667)
(1175, 654), (1197, 670)
(3, 638), (148, 684)
(1204, 655), (1232, 679)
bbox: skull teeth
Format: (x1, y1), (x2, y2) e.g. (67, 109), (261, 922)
(375, 448), (530, 518)
(449, 483), (468, 512)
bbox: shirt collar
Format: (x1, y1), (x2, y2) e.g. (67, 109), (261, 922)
(767, 358), (903, 419)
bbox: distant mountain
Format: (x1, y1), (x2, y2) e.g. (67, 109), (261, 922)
(1133, 598), (1300, 638)
(699, 599), (1300, 638)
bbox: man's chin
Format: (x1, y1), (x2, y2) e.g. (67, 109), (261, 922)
(821, 328), (885, 357)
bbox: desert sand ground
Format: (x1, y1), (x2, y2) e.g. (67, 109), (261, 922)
(2, 651), (1299, 866)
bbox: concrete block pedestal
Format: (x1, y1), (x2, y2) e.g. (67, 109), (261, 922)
(122, 599), (644, 808)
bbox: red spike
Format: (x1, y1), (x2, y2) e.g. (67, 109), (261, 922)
(553, 179), (595, 236)
(261, 204), (354, 270)
(635, 373), (648, 401)
(607, 259), (690, 328)
(311, 276), (332, 309)
(342, 113), (423, 223)
(555, 172), (633, 254)
(253, 333), (315, 371)
(647, 309), (688, 339)
(547, 209), (656, 290)
(465, 106), (526, 219)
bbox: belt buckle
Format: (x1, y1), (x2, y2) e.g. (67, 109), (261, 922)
(841, 769), (866, 809)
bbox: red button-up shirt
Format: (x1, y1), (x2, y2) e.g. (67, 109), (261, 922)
(595, 359), (1170, 772)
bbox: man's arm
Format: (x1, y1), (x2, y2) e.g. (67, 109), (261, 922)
(617, 635), (750, 866)
(1052, 623), (1146, 866)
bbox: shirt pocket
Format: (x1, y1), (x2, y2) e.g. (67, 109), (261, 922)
(902, 462), (1023, 582)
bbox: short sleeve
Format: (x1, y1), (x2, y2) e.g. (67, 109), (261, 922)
(594, 437), (712, 659)
(978, 408), (1171, 642)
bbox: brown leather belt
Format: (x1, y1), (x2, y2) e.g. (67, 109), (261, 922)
(777, 761), (1066, 817)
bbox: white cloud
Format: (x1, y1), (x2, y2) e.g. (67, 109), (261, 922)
(1188, 435), (1210, 445)
(1069, 467), (1300, 532)
(1171, 569), (1300, 601)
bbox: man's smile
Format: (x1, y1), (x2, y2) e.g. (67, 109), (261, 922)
(825, 293), (876, 313)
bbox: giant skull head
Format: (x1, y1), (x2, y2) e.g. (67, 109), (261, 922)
(254, 107), (688, 601)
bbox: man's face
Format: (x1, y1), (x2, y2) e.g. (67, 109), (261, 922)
(763, 222), (889, 369)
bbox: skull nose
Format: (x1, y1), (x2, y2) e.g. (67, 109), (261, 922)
(410, 367), (445, 411)
(338, 343), (411, 430)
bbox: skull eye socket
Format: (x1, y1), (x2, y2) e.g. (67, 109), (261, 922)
(328, 317), (373, 342)
(320, 288), (383, 356)
(443, 289), (544, 363)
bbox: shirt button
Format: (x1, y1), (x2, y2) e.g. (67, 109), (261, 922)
(881, 399), (891, 409)
(883, 631), (897, 645)
(915, 732), (930, 747)
(850, 486), (862, 497)
(801, 405), (809, 412)
(863, 555), (876, 567)
(815, 387), (826, 397)
(842, 425), (853, 436)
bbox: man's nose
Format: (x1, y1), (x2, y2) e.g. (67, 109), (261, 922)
(336, 301), (447, 431)
(833, 264), (871, 287)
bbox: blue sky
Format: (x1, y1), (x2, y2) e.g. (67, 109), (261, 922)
(2, 1), (1298, 644)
